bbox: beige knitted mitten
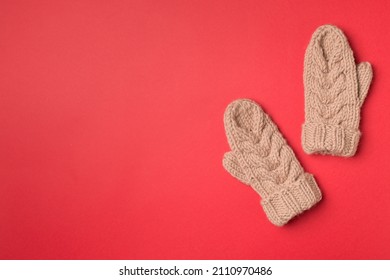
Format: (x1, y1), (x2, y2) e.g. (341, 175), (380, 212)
(223, 99), (322, 226)
(302, 25), (373, 157)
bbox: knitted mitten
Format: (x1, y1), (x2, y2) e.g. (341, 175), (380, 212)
(302, 25), (373, 156)
(223, 99), (322, 226)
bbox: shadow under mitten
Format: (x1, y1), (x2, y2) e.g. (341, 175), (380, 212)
(223, 99), (322, 226)
(302, 24), (373, 157)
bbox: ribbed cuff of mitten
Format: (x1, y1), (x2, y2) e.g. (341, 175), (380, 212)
(302, 122), (361, 157)
(261, 174), (322, 226)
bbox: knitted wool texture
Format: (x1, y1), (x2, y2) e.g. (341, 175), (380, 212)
(223, 99), (322, 226)
(302, 25), (373, 156)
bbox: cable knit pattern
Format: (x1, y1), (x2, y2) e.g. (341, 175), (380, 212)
(223, 99), (322, 226)
(302, 24), (373, 156)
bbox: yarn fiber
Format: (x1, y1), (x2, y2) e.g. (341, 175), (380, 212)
(302, 25), (373, 156)
(223, 99), (322, 226)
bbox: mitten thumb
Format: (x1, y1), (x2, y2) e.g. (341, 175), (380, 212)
(222, 151), (250, 185)
(357, 62), (373, 107)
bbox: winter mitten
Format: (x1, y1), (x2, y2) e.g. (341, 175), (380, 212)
(223, 99), (322, 226)
(302, 25), (373, 156)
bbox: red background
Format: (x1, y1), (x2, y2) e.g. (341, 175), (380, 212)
(1, 0), (390, 259)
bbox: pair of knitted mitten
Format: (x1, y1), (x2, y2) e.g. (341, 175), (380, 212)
(223, 99), (322, 226)
(302, 25), (373, 157)
(222, 25), (372, 226)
